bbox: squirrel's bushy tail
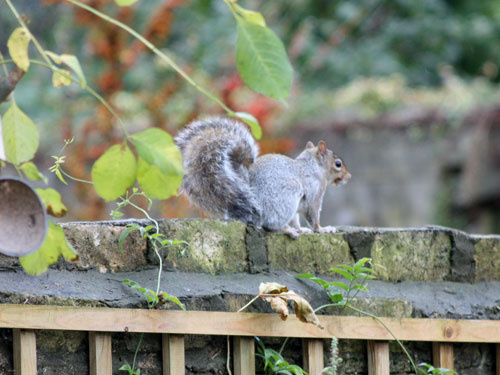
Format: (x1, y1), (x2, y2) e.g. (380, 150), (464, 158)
(175, 117), (262, 225)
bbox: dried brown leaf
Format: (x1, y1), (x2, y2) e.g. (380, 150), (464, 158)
(259, 282), (288, 295)
(287, 291), (324, 329)
(264, 296), (289, 320)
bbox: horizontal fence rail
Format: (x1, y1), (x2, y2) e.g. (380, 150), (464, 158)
(0, 304), (499, 375)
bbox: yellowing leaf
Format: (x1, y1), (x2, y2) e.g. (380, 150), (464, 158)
(115, 0), (139, 6)
(20, 161), (47, 184)
(136, 157), (182, 200)
(7, 27), (31, 72)
(232, 112), (262, 140)
(35, 188), (68, 218)
(91, 144), (137, 201)
(131, 128), (184, 176)
(46, 51), (86, 88)
(2, 101), (39, 165)
(19, 221), (78, 276)
(52, 69), (72, 88)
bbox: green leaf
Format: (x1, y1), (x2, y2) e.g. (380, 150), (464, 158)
(91, 144), (137, 201)
(115, 0), (139, 6)
(327, 281), (349, 291)
(118, 226), (140, 253)
(232, 3), (266, 27)
(236, 18), (293, 101)
(329, 267), (353, 281)
(2, 101), (39, 165)
(231, 112), (262, 140)
(46, 52), (87, 89)
(52, 69), (72, 88)
(295, 273), (329, 289)
(35, 188), (68, 218)
(7, 27), (31, 72)
(353, 257), (371, 272)
(160, 292), (186, 311)
(136, 158), (182, 200)
(19, 221), (78, 275)
(20, 161), (47, 183)
(131, 128), (183, 176)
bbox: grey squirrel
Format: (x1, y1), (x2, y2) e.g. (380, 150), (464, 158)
(175, 117), (351, 238)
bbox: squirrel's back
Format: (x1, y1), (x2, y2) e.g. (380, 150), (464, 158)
(175, 117), (261, 224)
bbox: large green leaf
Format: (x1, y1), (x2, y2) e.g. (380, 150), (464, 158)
(7, 27), (31, 72)
(20, 221), (78, 276)
(91, 144), (137, 201)
(236, 19), (293, 101)
(136, 157), (182, 200)
(131, 128), (183, 176)
(2, 101), (39, 165)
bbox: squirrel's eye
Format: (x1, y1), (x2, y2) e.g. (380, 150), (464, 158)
(335, 160), (342, 168)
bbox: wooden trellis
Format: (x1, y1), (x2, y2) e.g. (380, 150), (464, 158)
(1, 304), (499, 375)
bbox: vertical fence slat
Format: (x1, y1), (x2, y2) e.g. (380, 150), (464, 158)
(163, 334), (185, 375)
(89, 332), (112, 375)
(432, 342), (454, 370)
(496, 343), (500, 375)
(233, 336), (255, 375)
(13, 329), (37, 375)
(367, 340), (390, 375)
(302, 338), (324, 375)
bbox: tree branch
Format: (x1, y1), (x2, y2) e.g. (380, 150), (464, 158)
(0, 65), (25, 103)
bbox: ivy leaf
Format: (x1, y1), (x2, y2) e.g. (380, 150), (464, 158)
(231, 112), (262, 140)
(131, 128), (183, 176)
(7, 27), (31, 72)
(2, 101), (39, 165)
(91, 144), (137, 201)
(19, 221), (78, 276)
(115, 0), (139, 6)
(20, 161), (48, 184)
(236, 19), (293, 101)
(52, 69), (72, 88)
(35, 188), (68, 218)
(136, 157), (182, 200)
(46, 52), (87, 89)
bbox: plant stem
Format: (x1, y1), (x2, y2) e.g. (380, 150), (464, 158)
(0, 58), (129, 138)
(278, 337), (289, 355)
(59, 167), (93, 185)
(346, 304), (419, 374)
(63, 0), (235, 116)
(131, 332), (144, 371)
(127, 200), (162, 295)
(237, 295), (260, 312)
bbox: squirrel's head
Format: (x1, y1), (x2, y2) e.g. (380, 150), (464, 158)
(306, 141), (351, 186)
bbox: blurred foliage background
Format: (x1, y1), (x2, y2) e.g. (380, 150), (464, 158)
(1, 0), (499, 233)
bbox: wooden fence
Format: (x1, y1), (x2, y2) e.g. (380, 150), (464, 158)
(0, 304), (499, 375)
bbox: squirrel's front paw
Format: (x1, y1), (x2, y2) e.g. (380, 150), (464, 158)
(315, 226), (337, 234)
(297, 227), (313, 234)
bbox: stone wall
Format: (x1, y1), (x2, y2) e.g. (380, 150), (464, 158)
(0, 219), (499, 374)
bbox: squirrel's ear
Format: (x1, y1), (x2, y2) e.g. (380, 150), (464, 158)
(306, 141), (315, 149)
(318, 141), (327, 154)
